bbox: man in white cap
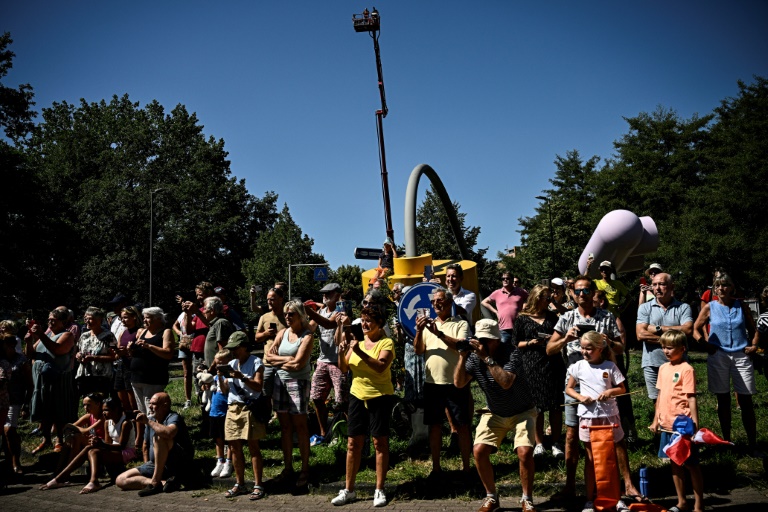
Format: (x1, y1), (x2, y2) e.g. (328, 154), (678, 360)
(304, 283), (350, 445)
(638, 263), (663, 305)
(454, 319), (537, 512)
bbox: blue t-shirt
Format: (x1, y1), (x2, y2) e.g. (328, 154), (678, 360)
(210, 375), (229, 417)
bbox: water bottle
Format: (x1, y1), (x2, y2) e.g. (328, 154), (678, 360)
(639, 465), (649, 497)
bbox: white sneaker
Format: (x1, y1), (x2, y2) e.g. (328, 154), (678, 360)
(183, 400), (192, 410)
(219, 460), (233, 478)
(210, 460), (224, 477)
(533, 444), (545, 457)
(616, 499), (630, 512)
(373, 489), (387, 507)
(332, 489), (356, 506)
(582, 501), (595, 512)
(551, 443), (564, 458)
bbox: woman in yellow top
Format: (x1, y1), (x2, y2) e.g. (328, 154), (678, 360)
(331, 305), (394, 507)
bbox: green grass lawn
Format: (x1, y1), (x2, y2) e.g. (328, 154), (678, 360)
(17, 349), (767, 497)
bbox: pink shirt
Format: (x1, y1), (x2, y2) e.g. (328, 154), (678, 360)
(488, 287), (528, 330)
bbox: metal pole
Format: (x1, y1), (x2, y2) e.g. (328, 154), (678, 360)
(536, 195), (555, 277)
(149, 192), (153, 306)
(288, 264), (292, 302)
(149, 188), (164, 305)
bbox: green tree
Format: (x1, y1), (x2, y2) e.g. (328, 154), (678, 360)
(240, 204), (325, 305)
(674, 77), (768, 294)
(515, 150), (600, 283)
(0, 33), (41, 310)
(330, 264), (365, 306)
(24, 94), (277, 311)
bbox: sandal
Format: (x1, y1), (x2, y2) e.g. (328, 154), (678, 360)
(626, 494), (651, 504)
(225, 483), (249, 497)
(295, 470), (310, 488)
(249, 485), (266, 500)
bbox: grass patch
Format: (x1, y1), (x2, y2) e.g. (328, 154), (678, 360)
(16, 349), (767, 495)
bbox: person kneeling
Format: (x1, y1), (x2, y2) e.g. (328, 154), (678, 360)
(115, 392), (193, 496)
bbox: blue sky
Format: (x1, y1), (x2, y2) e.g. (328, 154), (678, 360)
(4, 1), (767, 270)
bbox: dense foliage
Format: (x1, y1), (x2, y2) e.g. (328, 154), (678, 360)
(510, 78), (768, 300)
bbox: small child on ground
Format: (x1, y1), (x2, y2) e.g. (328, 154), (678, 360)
(209, 349), (233, 478)
(565, 330), (628, 512)
(649, 330), (704, 512)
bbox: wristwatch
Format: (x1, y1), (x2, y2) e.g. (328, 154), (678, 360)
(655, 325), (663, 335)
(484, 356), (497, 367)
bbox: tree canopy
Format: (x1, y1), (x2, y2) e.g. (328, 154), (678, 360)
(511, 77), (768, 299)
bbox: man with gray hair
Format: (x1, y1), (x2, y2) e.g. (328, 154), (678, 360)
(636, 272), (693, 403)
(414, 287), (472, 476)
(201, 296), (235, 367)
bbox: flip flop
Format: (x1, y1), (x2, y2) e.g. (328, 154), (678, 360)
(79, 482), (102, 494)
(626, 494), (651, 504)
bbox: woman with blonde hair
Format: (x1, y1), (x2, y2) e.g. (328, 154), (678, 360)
(512, 284), (565, 458)
(265, 300), (314, 489)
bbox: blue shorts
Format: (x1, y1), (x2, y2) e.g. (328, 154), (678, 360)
(659, 431), (699, 465)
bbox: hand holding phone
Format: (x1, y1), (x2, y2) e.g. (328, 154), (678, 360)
(350, 323), (365, 341)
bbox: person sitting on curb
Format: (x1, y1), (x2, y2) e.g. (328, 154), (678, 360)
(115, 392), (193, 496)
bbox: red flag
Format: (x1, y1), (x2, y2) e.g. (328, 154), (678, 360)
(662, 433), (692, 465)
(692, 428), (733, 445)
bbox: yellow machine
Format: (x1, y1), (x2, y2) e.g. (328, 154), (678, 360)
(362, 254), (481, 323)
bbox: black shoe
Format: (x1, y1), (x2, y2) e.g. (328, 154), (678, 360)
(163, 475), (181, 493)
(138, 483), (163, 497)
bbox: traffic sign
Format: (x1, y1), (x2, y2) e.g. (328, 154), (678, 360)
(397, 282), (440, 338)
(354, 247), (382, 260)
(313, 267), (329, 281)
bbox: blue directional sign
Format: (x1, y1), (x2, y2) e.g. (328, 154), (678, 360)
(313, 267), (329, 281)
(397, 282), (441, 338)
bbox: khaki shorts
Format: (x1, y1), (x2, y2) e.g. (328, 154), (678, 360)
(225, 403), (266, 442)
(473, 407), (536, 452)
(707, 348), (756, 395)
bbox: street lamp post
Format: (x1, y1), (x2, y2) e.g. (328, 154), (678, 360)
(149, 187), (165, 306)
(536, 195), (556, 278)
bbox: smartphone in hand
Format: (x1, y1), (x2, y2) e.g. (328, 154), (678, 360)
(350, 323), (365, 341)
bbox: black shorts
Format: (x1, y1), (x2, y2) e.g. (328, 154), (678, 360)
(347, 394), (394, 438)
(209, 415), (226, 440)
(423, 382), (472, 426)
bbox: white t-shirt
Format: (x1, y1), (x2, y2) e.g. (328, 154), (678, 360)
(567, 359), (624, 418)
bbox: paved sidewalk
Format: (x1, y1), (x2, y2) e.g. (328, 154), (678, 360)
(2, 478), (767, 511)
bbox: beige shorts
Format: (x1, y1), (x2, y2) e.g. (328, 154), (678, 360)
(224, 403), (266, 442)
(473, 407), (536, 452)
(707, 348), (756, 395)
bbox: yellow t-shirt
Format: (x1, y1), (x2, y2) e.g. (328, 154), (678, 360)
(423, 316), (469, 385)
(349, 337), (395, 400)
